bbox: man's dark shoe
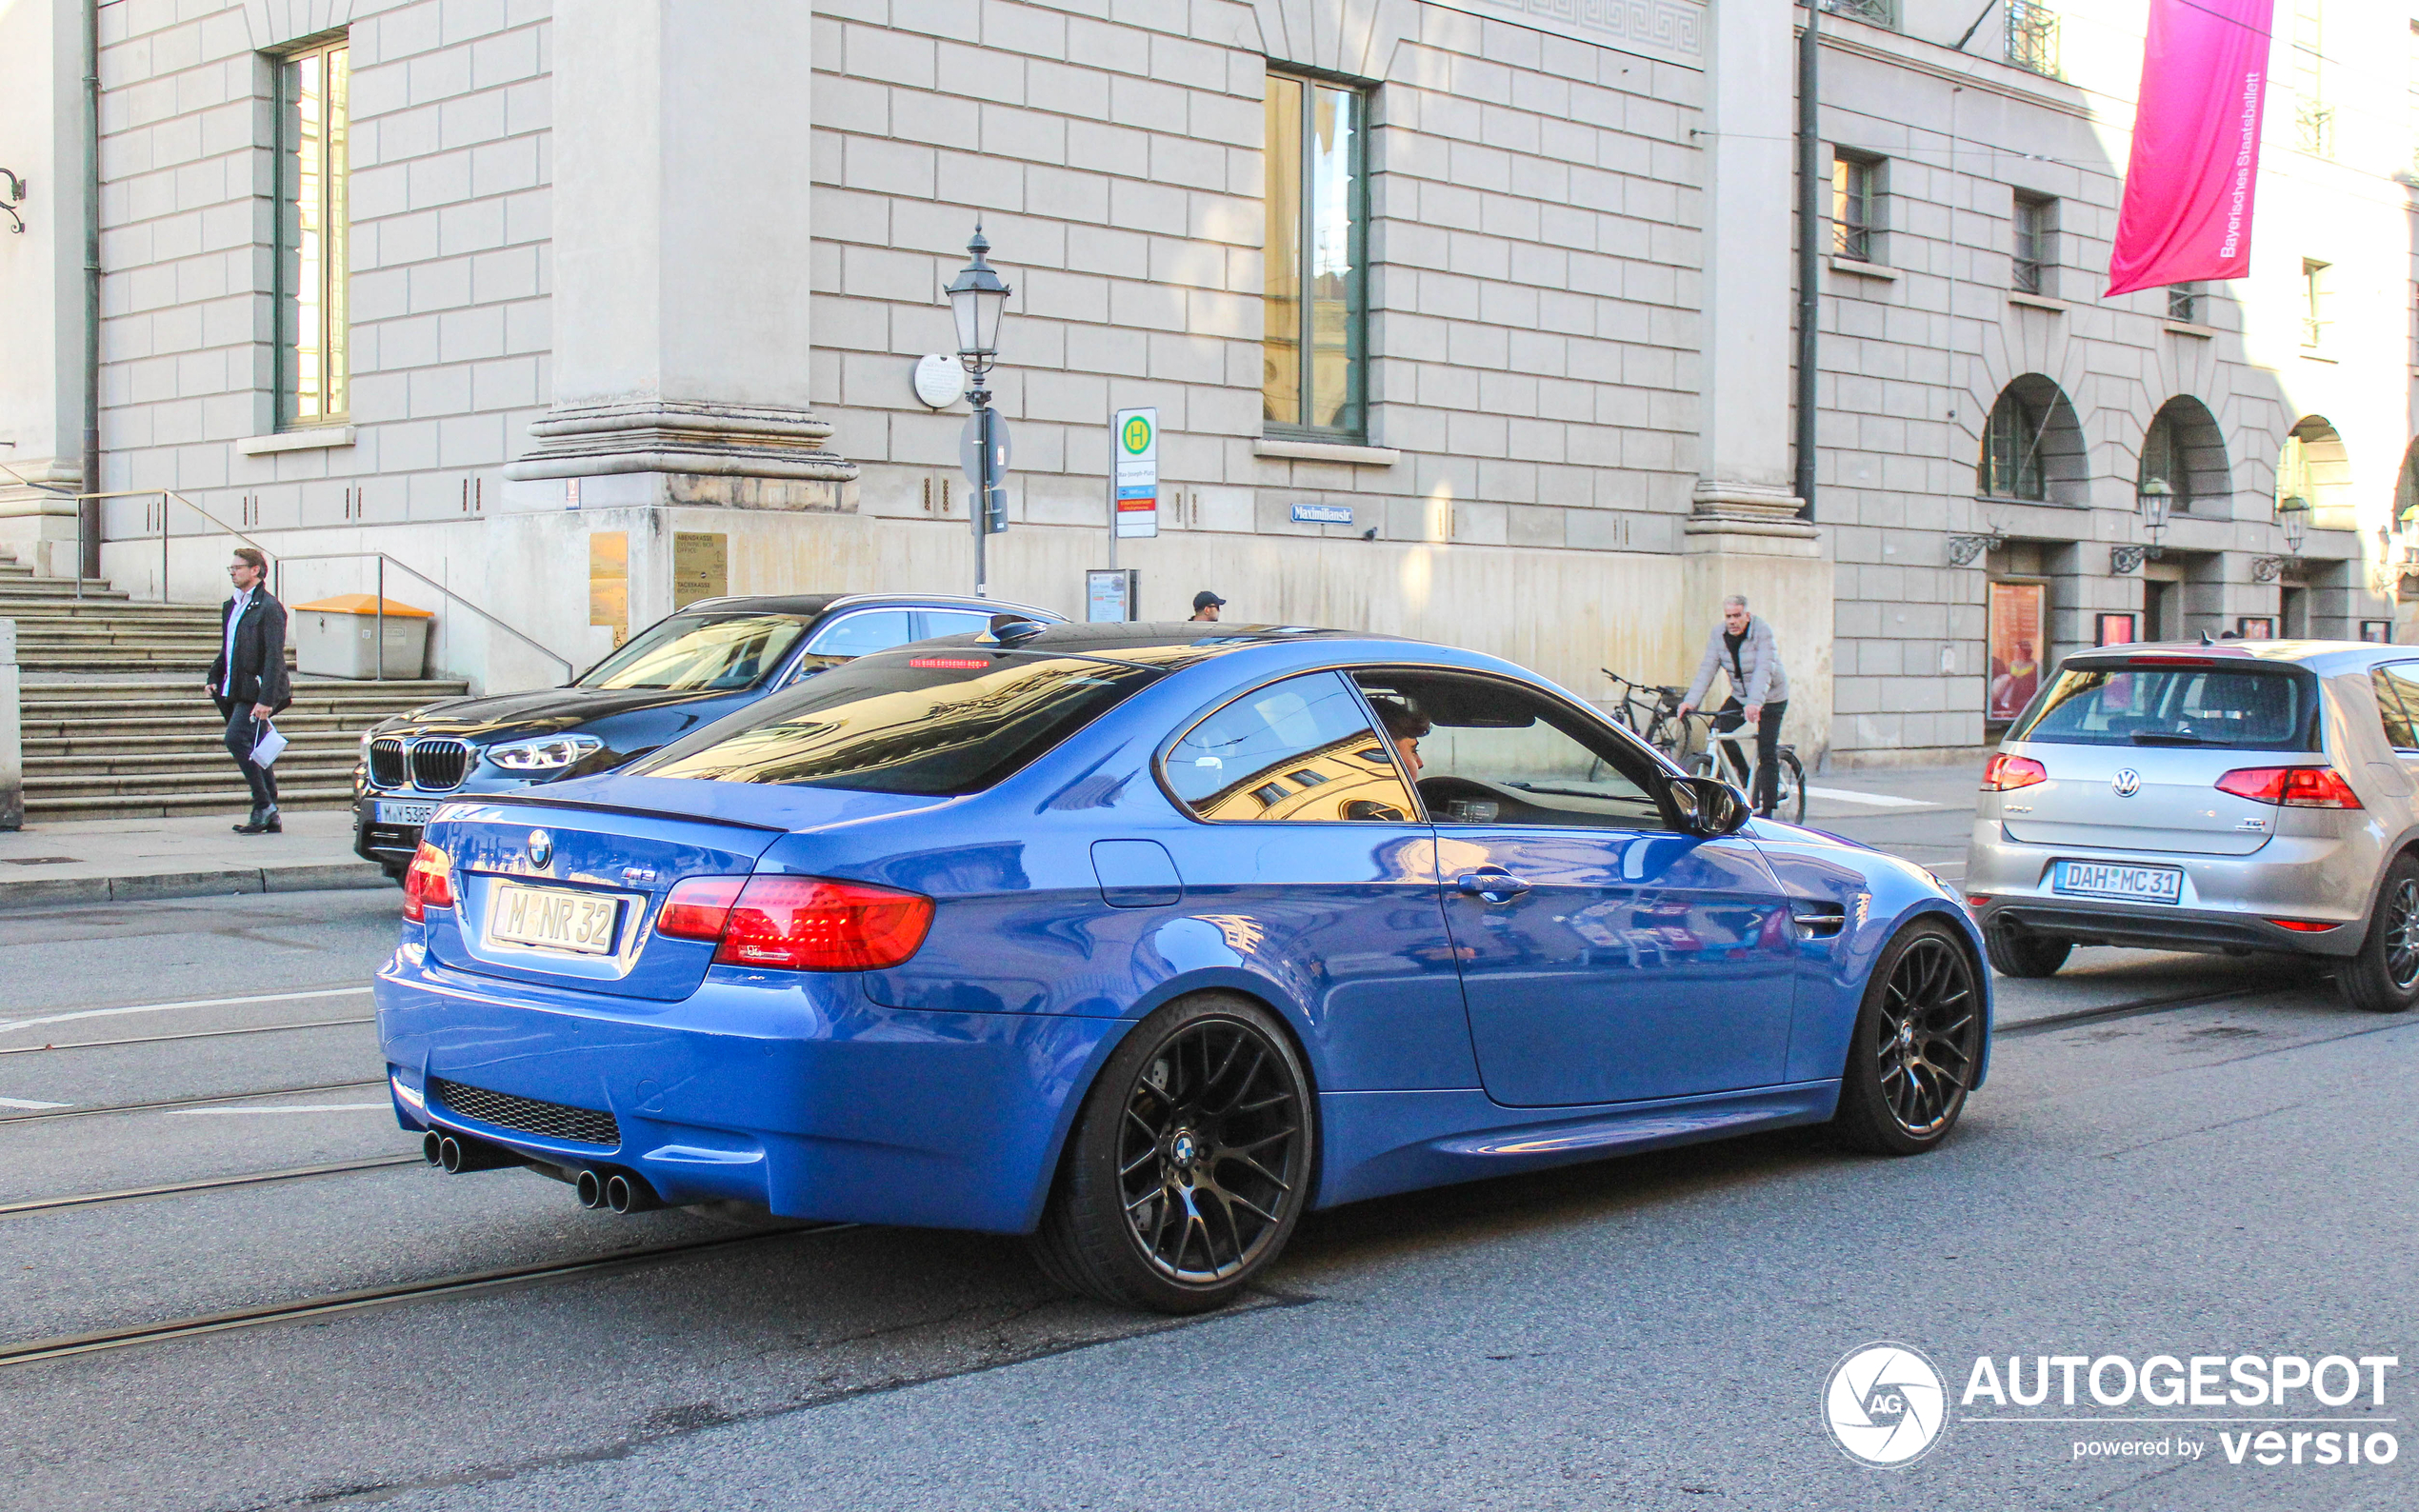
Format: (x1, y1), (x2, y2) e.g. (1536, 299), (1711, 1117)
(233, 805), (264, 833)
(235, 808), (281, 835)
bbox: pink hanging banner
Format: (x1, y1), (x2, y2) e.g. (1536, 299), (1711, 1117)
(2106, 0), (2277, 298)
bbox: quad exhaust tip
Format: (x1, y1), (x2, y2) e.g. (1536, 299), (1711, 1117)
(575, 1167), (607, 1209)
(604, 1171), (662, 1215)
(429, 1130), (520, 1174)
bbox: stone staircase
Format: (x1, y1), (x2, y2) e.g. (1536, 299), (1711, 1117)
(2, 549), (469, 822)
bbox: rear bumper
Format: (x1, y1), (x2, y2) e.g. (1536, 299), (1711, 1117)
(376, 951), (1130, 1233)
(1965, 821), (2369, 957)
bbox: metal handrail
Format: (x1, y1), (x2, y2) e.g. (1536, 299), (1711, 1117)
(273, 550), (573, 684)
(39, 485), (271, 601)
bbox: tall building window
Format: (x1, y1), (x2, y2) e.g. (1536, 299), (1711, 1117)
(2291, 0), (2330, 155)
(2139, 409), (2192, 511)
(1981, 388), (2049, 500)
(2005, 0), (2060, 77)
(277, 36), (350, 428)
(1832, 151), (1883, 263)
(2011, 193), (2056, 295)
(1264, 73), (1367, 440)
(2302, 258), (2329, 348)
(2166, 283), (2201, 323)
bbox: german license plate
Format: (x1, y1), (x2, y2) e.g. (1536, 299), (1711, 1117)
(377, 800), (438, 826)
(2053, 860), (2184, 905)
(488, 883), (623, 955)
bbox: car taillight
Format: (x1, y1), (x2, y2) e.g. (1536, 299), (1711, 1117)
(401, 843), (454, 922)
(1983, 753), (2047, 790)
(656, 876), (747, 941)
(678, 875), (934, 970)
(2213, 766), (2364, 809)
(2268, 918), (2341, 932)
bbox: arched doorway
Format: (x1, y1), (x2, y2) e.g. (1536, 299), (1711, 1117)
(1977, 375), (2088, 505)
(2138, 396), (2229, 514)
(2277, 415), (2352, 530)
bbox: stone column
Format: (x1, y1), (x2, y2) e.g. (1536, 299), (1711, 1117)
(1682, 0), (1830, 762)
(504, 0), (854, 503)
(0, 0), (90, 577)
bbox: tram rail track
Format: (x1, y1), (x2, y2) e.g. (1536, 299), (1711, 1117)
(1993, 976), (2308, 1039)
(0, 1015), (374, 1057)
(0, 1224), (845, 1368)
(0, 1153), (426, 1219)
(0, 1077), (388, 1125)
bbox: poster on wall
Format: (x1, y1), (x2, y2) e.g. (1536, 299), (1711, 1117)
(2236, 615), (2275, 640)
(1989, 582), (2047, 724)
(2095, 612), (2138, 647)
(2362, 621), (2394, 644)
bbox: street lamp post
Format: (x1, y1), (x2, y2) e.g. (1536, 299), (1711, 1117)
(945, 228), (1013, 599)
(2111, 480), (2172, 575)
(2257, 493), (2310, 582)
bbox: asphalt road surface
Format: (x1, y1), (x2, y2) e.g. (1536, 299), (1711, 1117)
(2, 778), (2412, 1511)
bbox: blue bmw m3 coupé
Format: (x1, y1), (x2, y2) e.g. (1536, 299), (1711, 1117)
(376, 622), (1989, 1312)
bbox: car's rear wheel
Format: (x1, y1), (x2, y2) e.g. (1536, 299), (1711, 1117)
(1984, 921), (2070, 978)
(1030, 993), (1313, 1314)
(2339, 854), (2419, 1014)
(1830, 920), (1983, 1156)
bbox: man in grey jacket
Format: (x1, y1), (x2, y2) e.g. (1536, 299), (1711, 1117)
(1677, 594), (1791, 816)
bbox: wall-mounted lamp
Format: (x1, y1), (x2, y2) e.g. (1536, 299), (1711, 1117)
(2113, 480), (2174, 574)
(1946, 526), (2007, 567)
(2254, 494), (2312, 582)
(0, 169), (26, 234)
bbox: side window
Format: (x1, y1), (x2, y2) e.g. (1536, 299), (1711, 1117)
(915, 609), (992, 642)
(1166, 671), (1416, 823)
(1351, 669), (1669, 830)
(806, 609), (915, 658)
(2374, 665), (2419, 750)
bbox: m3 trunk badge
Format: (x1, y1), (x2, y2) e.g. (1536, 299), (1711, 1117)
(2110, 769), (2142, 797)
(528, 829), (553, 867)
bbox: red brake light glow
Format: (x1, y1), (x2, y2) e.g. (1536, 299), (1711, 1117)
(656, 875), (747, 941)
(2213, 766), (2363, 809)
(697, 876), (934, 970)
(908, 656), (990, 669)
(2268, 918), (2341, 932)
(401, 842), (454, 922)
(1983, 753), (2048, 791)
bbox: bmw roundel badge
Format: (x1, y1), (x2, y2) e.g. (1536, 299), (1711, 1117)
(528, 829), (553, 867)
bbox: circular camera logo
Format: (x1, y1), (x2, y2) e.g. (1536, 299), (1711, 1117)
(1824, 1343), (1949, 1467)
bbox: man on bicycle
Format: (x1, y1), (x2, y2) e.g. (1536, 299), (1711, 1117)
(1676, 594), (1791, 817)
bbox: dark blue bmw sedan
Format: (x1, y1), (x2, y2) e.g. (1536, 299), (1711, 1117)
(376, 622), (1989, 1312)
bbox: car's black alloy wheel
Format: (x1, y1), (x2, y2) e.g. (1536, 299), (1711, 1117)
(1832, 920), (1983, 1155)
(1032, 993), (1313, 1313)
(2339, 853), (2419, 1013)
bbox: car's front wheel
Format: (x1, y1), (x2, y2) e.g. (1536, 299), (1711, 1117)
(1031, 993), (1313, 1314)
(2339, 853), (2419, 1014)
(1830, 919), (1984, 1156)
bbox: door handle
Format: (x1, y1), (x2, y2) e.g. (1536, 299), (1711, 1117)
(1455, 871), (1532, 902)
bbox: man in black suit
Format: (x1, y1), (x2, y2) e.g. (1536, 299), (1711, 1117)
(205, 547), (291, 835)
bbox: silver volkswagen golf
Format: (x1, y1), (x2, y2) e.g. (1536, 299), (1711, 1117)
(1966, 640), (2419, 1012)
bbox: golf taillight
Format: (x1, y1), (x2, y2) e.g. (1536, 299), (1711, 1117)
(1983, 753), (2047, 790)
(401, 843), (454, 921)
(657, 874), (933, 970)
(2213, 766), (2364, 808)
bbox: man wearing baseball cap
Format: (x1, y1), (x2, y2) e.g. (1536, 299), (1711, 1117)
(1190, 590), (1225, 622)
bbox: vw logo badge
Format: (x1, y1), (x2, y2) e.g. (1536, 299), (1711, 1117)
(2110, 769), (2143, 797)
(527, 829), (553, 867)
(1824, 1342), (1949, 1467)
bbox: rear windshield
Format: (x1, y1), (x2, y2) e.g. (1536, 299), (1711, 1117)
(630, 649), (1163, 794)
(577, 613), (809, 692)
(2009, 664), (2316, 750)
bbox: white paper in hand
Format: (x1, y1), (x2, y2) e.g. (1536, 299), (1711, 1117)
(250, 722), (289, 768)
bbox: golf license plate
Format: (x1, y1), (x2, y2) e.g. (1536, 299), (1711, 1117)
(487, 883), (623, 955)
(377, 800), (438, 827)
(2052, 860), (2184, 905)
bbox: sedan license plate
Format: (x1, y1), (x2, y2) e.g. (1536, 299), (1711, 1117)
(2052, 861), (2184, 905)
(377, 800), (438, 827)
(488, 883), (623, 955)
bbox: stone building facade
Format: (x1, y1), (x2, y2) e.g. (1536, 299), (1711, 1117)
(0, 0), (2411, 766)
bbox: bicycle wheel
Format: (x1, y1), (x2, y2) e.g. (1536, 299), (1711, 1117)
(1776, 751), (1807, 824)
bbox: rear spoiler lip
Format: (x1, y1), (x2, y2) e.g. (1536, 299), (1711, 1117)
(431, 791), (788, 834)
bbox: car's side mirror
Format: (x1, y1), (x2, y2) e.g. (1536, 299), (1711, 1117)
(1668, 774), (1750, 837)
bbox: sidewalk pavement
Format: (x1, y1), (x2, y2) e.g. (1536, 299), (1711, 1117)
(0, 808), (386, 908)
